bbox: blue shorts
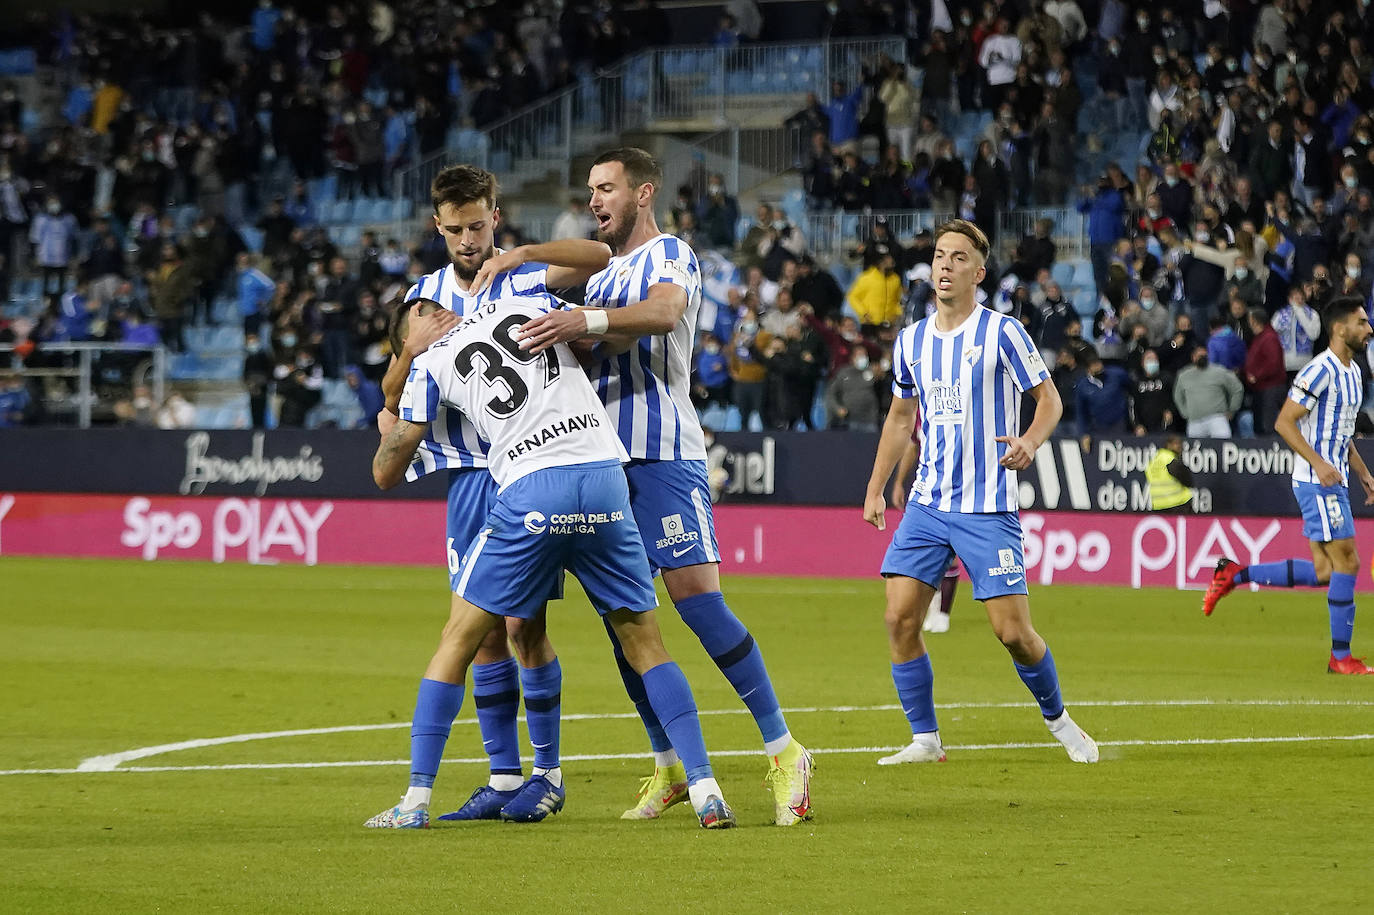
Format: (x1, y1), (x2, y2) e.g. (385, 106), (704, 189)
(455, 460), (658, 619)
(625, 459), (721, 573)
(1293, 481), (1356, 542)
(445, 469), (499, 590)
(881, 501), (1028, 601)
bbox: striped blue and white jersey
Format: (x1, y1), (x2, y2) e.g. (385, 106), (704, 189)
(1289, 349), (1362, 485)
(400, 257), (548, 481)
(892, 306), (1051, 513)
(399, 294), (627, 491)
(584, 233), (707, 461)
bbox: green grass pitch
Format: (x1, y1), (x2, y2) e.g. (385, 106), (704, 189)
(2, 556), (1372, 912)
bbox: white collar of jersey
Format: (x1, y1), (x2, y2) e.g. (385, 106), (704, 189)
(926, 304), (986, 338)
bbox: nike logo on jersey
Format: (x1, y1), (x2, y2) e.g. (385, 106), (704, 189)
(672, 545), (695, 558)
(1005, 576), (1023, 586)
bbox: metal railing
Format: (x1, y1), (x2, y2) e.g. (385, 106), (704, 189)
(661, 125), (803, 199)
(0, 342), (167, 429)
(802, 206), (1088, 263)
(395, 37), (906, 204)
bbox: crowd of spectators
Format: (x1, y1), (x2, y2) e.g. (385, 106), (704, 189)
(0, 0), (664, 427)
(687, 0), (1374, 438)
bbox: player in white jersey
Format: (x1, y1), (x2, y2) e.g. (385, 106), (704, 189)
(862, 219), (1099, 765)
(375, 165), (614, 822)
(1205, 296), (1374, 674)
(365, 296), (736, 830)
(511, 148), (814, 826)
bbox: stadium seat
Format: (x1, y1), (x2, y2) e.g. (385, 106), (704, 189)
(1071, 260), (1095, 288)
(1072, 287), (1099, 318)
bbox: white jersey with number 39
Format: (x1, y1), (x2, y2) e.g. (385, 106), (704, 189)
(399, 293), (628, 490)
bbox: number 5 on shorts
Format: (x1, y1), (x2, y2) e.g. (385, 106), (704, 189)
(1324, 494), (1345, 531)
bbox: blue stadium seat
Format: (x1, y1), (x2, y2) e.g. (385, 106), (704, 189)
(1073, 287), (1099, 318)
(1071, 260), (1095, 288)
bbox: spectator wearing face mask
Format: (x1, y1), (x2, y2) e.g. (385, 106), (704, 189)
(1244, 308), (1287, 435)
(825, 345), (880, 431)
(1174, 346), (1243, 438)
(1179, 228), (1227, 340)
(1130, 349), (1175, 434)
(1131, 287), (1173, 347)
(1340, 253), (1372, 303)
(691, 332), (732, 410)
(728, 310), (772, 431)
(1221, 254), (1265, 311)
(243, 333), (274, 428)
(1272, 286), (1321, 378)
(1075, 355), (1131, 450)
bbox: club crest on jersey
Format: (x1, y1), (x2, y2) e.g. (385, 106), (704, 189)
(654, 513), (700, 550)
(963, 345), (983, 365)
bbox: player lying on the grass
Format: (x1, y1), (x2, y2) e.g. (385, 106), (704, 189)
(377, 164), (617, 822)
(890, 434), (961, 633)
(365, 295), (736, 830)
(1205, 296), (1374, 676)
(501, 148), (813, 827)
(863, 218), (1098, 765)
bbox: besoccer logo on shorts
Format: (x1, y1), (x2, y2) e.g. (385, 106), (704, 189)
(654, 513), (700, 550)
(986, 547), (1024, 577)
(524, 511), (547, 535)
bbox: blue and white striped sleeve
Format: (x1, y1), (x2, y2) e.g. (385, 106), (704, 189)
(1289, 359), (1329, 410)
(647, 236), (699, 291)
(398, 362), (440, 424)
(998, 317), (1050, 392)
(891, 327), (917, 399)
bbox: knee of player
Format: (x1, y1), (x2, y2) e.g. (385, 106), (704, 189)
(883, 602), (920, 634)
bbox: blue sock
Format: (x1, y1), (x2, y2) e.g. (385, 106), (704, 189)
(409, 678), (466, 788)
(891, 655), (938, 734)
(603, 617), (672, 752)
(676, 591), (788, 744)
(470, 658), (522, 776)
(1329, 572), (1356, 659)
(641, 662), (712, 784)
(1237, 560), (1318, 587)
(520, 659), (562, 770)
(1014, 647), (1065, 720)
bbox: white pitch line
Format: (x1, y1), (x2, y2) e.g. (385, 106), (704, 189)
(8, 732), (1374, 777)
(70, 698), (1374, 773)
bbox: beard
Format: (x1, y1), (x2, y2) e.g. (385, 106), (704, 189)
(451, 245), (494, 282)
(595, 199), (638, 253)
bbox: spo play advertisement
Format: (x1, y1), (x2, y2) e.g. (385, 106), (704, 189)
(0, 493), (1364, 592)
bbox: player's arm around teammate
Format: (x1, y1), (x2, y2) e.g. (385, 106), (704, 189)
(468, 238), (613, 294)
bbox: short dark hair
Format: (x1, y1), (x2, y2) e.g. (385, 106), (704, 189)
(1248, 307), (1269, 326)
(934, 218), (990, 260)
(1324, 295), (1367, 334)
(591, 147), (663, 196)
(431, 165), (498, 214)
(388, 295), (442, 355)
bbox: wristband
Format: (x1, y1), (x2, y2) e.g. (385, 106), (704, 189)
(584, 309), (609, 335)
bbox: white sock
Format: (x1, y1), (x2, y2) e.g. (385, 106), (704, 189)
(489, 774), (523, 792)
(687, 777), (723, 810)
(1045, 710), (1071, 731)
(653, 748), (681, 768)
(532, 766), (562, 788)
(763, 732), (793, 758)
(401, 786), (432, 810)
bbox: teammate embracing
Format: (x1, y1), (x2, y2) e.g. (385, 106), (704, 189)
(513, 148), (814, 826)
(373, 165), (612, 826)
(862, 218), (1098, 765)
(1205, 296), (1374, 675)
(369, 295), (736, 829)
